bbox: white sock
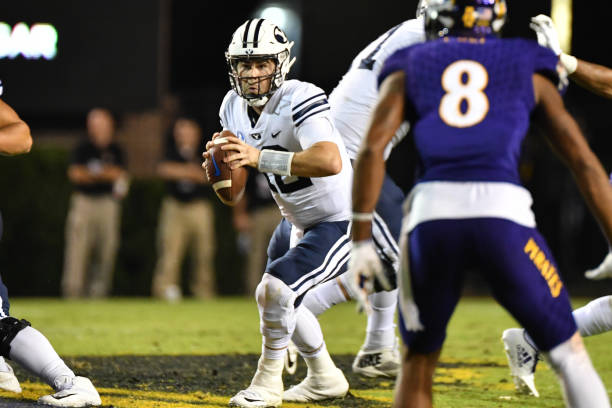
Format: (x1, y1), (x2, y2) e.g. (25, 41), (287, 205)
(573, 296), (612, 337)
(301, 278), (350, 317)
(545, 332), (610, 408)
(363, 289), (397, 351)
(292, 306), (325, 358)
(303, 344), (337, 375)
(0, 356), (10, 372)
(262, 332), (291, 360)
(9, 326), (75, 390)
(250, 356), (283, 394)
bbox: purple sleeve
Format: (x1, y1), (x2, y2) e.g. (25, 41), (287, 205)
(530, 41), (568, 94)
(378, 47), (411, 89)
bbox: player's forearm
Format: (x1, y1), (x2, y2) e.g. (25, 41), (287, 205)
(352, 71), (406, 241)
(570, 153), (612, 244)
(352, 147), (386, 242)
(290, 142), (342, 177)
(0, 121), (32, 155)
(68, 166), (96, 184)
(95, 166), (125, 182)
(571, 59), (612, 99)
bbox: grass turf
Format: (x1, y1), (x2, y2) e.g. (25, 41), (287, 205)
(2, 296), (611, 407)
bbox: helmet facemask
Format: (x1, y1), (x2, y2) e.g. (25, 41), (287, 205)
(226, 52), (289, 107)
(225, 19), (296, 107)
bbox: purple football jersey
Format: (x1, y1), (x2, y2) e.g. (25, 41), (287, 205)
(379, 37), (562, 185)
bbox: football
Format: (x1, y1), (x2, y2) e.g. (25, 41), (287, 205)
(204, 131), (248, 206)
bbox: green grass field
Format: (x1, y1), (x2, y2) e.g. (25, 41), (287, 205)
(0, 297), (610, 407)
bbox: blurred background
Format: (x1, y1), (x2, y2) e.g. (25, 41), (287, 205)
(0, 0), (611, 298)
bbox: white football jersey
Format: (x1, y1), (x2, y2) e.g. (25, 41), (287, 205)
(329, 18), (425, 160)
(219, 79), (352, 230)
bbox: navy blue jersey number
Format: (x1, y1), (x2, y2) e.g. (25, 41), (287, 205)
(262, 145), (313, 193)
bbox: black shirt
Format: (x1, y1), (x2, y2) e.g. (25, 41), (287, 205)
(244, 169), (275, 212)
(71, 139), (125, 196)
(163, 142), (210, 202)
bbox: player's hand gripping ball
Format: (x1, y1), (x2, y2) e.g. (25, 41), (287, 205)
(204, 130), (248, 206)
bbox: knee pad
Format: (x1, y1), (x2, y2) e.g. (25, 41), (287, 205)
(256, 274), (297, 339)
(0, 317), (30, 358)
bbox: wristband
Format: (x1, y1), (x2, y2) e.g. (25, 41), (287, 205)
(258, 149), (294, 176)
(560, 53), (578, 75)
(352, 212), (374, 222)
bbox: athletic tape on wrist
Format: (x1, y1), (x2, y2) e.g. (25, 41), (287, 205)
(561, 53), (578, 75)
(258, 149), (294, 176)
(352, 212), (374, 222)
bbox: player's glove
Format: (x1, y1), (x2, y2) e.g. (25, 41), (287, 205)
(530, 15), (562, 56)
(348, 239), (391, 314)
(530, 14), (578, 74)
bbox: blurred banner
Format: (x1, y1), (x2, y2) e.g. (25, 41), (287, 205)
(1, 0), (161, 115)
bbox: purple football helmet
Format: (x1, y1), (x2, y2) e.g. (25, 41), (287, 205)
(424, 0), (507, 40)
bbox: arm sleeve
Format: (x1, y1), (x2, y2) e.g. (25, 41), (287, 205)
(378, 47), (411, 88)
(531, 41), (568, 94)
(219, 90), (234, 130)
(290, 83), (331, 128)
(295, 116), (338, 150)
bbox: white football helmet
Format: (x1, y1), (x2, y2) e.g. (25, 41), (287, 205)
(416, 0), (430, 17)
(226, 19), (296, 107)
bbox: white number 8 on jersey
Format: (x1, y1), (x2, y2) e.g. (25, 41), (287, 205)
(439, 60), (489, 128)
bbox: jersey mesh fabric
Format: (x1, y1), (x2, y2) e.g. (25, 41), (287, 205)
(379, 38), (560, 185)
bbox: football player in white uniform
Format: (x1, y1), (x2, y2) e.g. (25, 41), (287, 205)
(203, 19), (353, 407)
(297, 1), (427, 378)
(0, 83), (101, 407)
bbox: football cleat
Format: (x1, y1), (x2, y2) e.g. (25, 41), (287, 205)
(228, 388), (282, 408)
(283, 367), (349, 402)
(352, 341), (400, 378)
(284, 341), (298, 375)
(0, 363), (21, 393)
(502, 328), (540, 397)
(585, 252), (612, 280)
(38, 376), (101, 407)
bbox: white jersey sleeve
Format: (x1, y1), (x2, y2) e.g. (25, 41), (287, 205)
(290, 83), (337, 149)
(329, 18), (425, 160)
(219, 90), (234, 130)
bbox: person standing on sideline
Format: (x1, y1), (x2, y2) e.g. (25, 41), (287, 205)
(62, 108), (127, 298)
(152, 117), (216, 301)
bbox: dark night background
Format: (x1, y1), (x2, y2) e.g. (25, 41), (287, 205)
(0, 0), (611, 297)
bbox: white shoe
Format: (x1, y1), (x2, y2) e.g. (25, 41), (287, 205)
(162, 285), (182, 302)
(283, 367), (349, 402)
(0, 363), (21, 393)
(502, 328), (540, 397)
(38, 376), (101, 407)
(585, 252), (612, 280)
(229, 387), (281, 407)
(352, 341), (400, 378)
(284, 342), (298, 375)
